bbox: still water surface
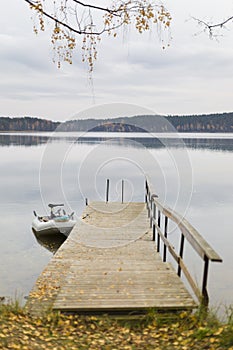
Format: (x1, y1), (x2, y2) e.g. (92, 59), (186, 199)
(0, 132), (232, 310)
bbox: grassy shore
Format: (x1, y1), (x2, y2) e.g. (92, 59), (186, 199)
(0, 303), (233, 349)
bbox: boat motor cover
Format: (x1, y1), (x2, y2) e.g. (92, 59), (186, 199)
(48, 203), (64, 208)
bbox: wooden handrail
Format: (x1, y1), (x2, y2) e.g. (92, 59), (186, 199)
(154, 200), (222, 262)
(145, 176), (222, 307)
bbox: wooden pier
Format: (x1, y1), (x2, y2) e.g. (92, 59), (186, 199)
(26, 179), (222, 316)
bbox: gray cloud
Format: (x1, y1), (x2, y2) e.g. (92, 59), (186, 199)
(0, 0), (233, 120)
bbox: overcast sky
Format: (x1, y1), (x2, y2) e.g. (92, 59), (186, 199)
(0, 0), (233, 121)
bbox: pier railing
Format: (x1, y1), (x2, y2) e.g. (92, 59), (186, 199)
(145, 177), (222, 307)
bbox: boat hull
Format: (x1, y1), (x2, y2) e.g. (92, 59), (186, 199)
(32, 217), (76, 237)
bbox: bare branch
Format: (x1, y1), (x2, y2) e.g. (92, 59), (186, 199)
(24, 0), (105, 35)
(71, 0), (123, 16)
(193, 15), (233, 37)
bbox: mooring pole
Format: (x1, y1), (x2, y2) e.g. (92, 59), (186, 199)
(121, 179), (124, 204)
(106, 179), (110, 203)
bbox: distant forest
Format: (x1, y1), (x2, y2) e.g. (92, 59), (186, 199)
(0, 117), (59, 132)
(0, 113), (233, 133)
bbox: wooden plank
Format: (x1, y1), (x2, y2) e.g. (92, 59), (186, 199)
(26, 202), (196, 316)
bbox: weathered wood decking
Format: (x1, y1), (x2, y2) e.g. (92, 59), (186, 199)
(26, 202), (196, 316)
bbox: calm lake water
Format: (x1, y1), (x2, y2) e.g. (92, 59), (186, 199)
(0, 131), (232, 312)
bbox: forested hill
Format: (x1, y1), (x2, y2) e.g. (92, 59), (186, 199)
(0, 113), (233, 132)
(0, 116), (59, 131)
(167, 113), (233, 133)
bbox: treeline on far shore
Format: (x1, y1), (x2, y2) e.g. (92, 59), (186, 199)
(0, 112), (233, 133)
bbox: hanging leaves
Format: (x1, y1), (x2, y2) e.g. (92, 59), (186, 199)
(24, 0), (172, 71)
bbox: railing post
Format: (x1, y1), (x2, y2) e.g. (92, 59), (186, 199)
(145, 179), (148, 204)
(144, 176), (221, 309)
(147, 192), (151, 218)
(106, 179), (110, 203)
(202, 255), (210, 307)
(157, 210), (161, 252)
(163, 216), (168, 262)
(152, 203), (156, 241)
(177, 233), (185, 277)
(150, 198), (153, 228)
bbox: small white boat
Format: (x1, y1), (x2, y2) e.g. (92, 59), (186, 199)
(32, 203), (76, 237)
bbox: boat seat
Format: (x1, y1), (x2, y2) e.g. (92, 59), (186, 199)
(54, 215), (69, 222)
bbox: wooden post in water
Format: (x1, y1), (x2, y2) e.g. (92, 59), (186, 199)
(121, 180), (124, 204)
(106, 179), (110, 203)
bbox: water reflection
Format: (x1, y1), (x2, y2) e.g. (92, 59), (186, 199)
(0, 134), (50, 146)
(33, 230), (66, 254)
(0, 132), (233, 152)
(183, 137), (233, 152)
